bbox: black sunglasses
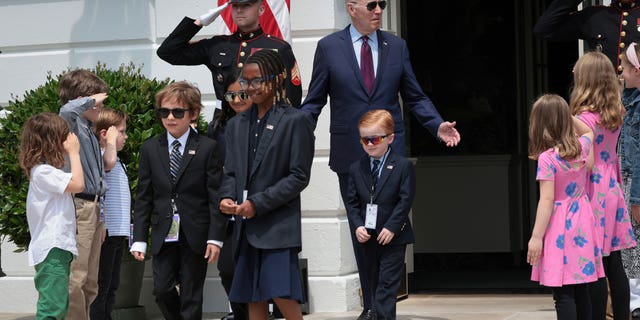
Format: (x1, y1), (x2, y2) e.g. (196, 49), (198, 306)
(224, 91), (249, 102)
(365, 0), (386, 11)
(157, 108), (188, 119)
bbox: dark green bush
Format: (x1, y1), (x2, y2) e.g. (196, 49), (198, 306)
(0, 62), (206, 251)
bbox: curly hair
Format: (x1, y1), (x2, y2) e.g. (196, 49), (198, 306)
(569, 51), (623, 130)
(19, 112), (70, 179)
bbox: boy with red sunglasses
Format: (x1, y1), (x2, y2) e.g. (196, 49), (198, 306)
(346, 109), (416, 320)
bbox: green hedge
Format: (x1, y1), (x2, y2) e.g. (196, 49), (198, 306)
(0, 62), (206, 251)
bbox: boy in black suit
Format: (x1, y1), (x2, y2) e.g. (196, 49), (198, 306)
(130, 81), (226, 320)
(346, 109), (416, 320)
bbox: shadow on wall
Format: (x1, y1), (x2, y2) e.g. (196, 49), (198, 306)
(69, 0), (153, 74)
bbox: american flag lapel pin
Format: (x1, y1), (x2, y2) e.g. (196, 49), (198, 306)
(188, 150), (196, 155)
(387, 165), (393, 169)
(266, 124), (274, 130)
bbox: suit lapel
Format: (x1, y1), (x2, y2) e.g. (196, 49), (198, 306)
(158, 135), (171, 181)
(250, 106), (285, 179)
(237, 111), (251, 190)
(359, 156), (374, 194)
(373, 151), (396, 200)
(174, 129), (198, 184)
(341, 26), (370, 95)
(373, 30), (389, 95)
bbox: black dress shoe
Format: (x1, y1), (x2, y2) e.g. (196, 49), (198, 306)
(221, 312), (234, 320)
(357, 309), (375, 320)
(632, 308), (640, 320)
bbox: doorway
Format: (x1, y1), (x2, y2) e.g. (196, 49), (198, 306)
(401, 0), (576, 292)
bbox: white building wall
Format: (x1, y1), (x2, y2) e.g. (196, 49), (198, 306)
(0, 0), (401, 315)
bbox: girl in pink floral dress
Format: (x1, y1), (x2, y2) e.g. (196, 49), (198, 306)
(528, 94), (605, 320)
(570, 51), (636, 320)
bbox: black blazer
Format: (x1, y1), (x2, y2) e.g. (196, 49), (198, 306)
(133, 128), (226, 255)
(346, 150), (416, 245)
(219, 103), (314, 250)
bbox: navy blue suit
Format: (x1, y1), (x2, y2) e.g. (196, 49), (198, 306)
(300, 25), (441, 310)
(301, 25), (444, 174)
(346, 149), (415, 319)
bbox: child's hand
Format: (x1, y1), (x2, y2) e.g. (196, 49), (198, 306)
(377, 228), (395, 245)
(355, 226), (371, 243)
(105, 125), (118, 145)
(132, 251), (145, 261)
(89, 92), (108, 107)
(527, 236), (543, 265)
(205, 243), (220, 263)
(219, 198), (238, 215)
(631, 205), (640, 224)
(63, 133), (80, 155)
(236, 200), (256, 219)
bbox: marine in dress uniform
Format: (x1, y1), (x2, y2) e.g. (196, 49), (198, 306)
(534, 0), (640, 73)
(157, 16), (302, 108)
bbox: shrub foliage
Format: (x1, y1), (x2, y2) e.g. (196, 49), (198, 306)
(0, 62), (205, 251)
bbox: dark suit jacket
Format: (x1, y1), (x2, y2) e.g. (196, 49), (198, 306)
(301, 25), (444, 173)
(157, 17), (302, 108)
(133, 128), (226, 255)
(219, 103), (314, 250)
(346, 150), (415, 245)
(533, 0), (640, 70)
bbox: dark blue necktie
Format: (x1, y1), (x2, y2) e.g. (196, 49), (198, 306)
(371, 159), (381, 186)
(169, 140), (182, 181)
(360, 36), (374, 94)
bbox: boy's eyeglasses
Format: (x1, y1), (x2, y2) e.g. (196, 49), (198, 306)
(360, 134), (389, 146)
(364, 0), (386, 11)
(238, 75), (275, 90)
(157, 108), (188, 119)
(224, 91), (249, 102)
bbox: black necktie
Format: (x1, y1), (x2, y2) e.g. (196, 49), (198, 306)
(169, 140), (182, 181)
(371, 159), (381, 187)
(360, 36), (375, 94)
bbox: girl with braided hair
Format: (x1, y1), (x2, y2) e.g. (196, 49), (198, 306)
(218, 48), (315, 320)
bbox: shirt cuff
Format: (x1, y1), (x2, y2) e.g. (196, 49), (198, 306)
(207, 240), (223, 248)
(130, 241), (147, 254)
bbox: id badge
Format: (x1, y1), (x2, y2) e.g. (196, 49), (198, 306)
(165, 213), (180, 242)
(365, 203), (378, 229)
(165, 199), (180, 242)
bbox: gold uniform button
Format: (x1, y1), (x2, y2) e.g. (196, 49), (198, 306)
(620, 54), (626, 59)
(619, 65), (624, 72)
(597, 34), (602, 39)
(623, 20), (629, 26)
(624, 12), (630, 16)
(622, 31), (627, 37)
(240, 52), (246, 57)
(621, 42), (626, 48)
(242, 42), (247, 47)
(237, 63), (243, 68)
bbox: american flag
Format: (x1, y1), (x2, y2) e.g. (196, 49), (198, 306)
(210, 0), (292, 43)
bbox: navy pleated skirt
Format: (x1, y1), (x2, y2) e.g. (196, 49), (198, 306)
(229, 233), (305, 303)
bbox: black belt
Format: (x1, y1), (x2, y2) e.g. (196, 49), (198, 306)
(75, 193), (98, 201)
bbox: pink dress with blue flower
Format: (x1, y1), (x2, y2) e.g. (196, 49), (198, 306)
(577, 111), (636, 255)
(532, 135), (605, 287)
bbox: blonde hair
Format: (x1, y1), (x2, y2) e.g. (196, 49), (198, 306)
(358, 109), (394, 134)
(19, 112), (70, 179)
(569, 51), (623, 130)
(155, 81), (203, 115)
(529, 94), (582, 160)
(94, 108), (127, 135)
